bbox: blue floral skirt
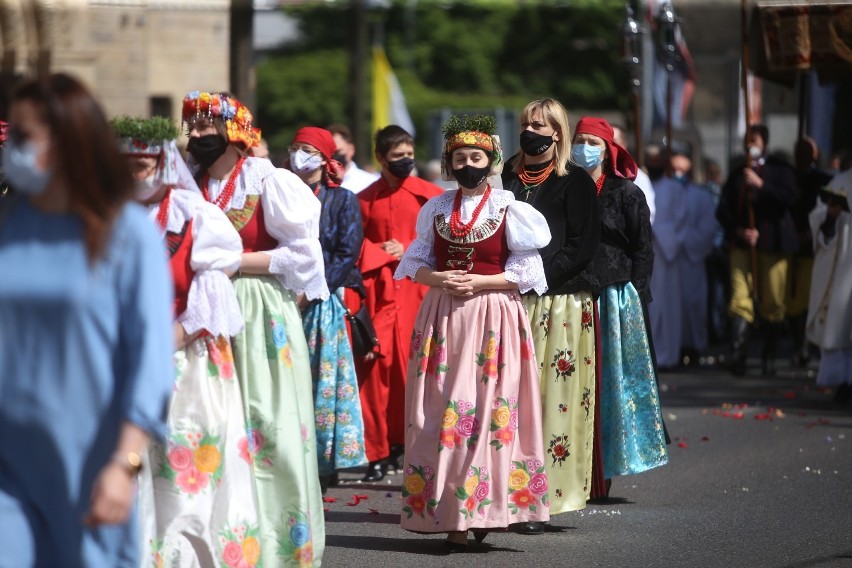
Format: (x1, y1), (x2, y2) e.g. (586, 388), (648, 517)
(598, 282), (668, 478)
(303, 288), (368, 474)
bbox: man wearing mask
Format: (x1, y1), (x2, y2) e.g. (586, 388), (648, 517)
(716, 124), (797, 376)
(328, 123), (379, 194)
(355, 125), (443, 481)
(671, 146), (719, 365)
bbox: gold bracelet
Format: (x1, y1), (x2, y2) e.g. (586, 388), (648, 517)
(112, 451), (143, 476)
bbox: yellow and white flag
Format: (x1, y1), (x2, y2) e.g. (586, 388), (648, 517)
(372, 46), (415, 137)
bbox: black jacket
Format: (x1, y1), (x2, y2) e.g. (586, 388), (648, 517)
(593, 175), (654, 304)
(716, 154), (798, 254)
(503, 160), (600, 296)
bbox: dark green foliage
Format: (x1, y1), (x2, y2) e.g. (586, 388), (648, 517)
(442, 114), (497, 138)
(110, 116), (179, 141)
(259, 0), (629, 157)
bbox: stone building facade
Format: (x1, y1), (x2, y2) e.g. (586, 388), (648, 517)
(0, 0), (230, 124)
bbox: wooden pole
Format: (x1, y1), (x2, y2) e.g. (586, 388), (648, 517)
(229, 0), (255, 111)
(665, 65), (673, 161)
(633, 89), (643, 167)
(796, 72), (808, 141)
(349, 0), (368, 165)
(740, 0), (759, 304)
(740, 0), (751, 151)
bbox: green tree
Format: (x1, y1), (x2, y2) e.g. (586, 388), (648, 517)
(257, 0), (629, 159)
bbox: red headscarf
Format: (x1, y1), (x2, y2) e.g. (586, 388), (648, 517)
(574, 117), (638, 181)
(291, 126), (345, 188)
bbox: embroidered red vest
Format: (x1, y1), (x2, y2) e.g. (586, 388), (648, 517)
(433, 208), (509, 275)
(166, 219), (195, 317)
(228, 195), (278, 253)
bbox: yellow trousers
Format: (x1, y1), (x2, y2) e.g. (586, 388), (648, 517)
(729, 248), (788, 323)
(784, 256), (813, 317)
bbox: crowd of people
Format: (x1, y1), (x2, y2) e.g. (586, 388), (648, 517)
(641, 121), (851, 399)
(0, 73), (849, 567)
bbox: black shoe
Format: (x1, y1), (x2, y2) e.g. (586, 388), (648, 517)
(361, 461), (386, 482)
(834, 384), (852, 404)
(472, 529), (489, 543)
(729, 316), (750, 376)
(319, 473), (339, 494)
(761, 322), (782, 377)
(385, 444), (404, 474)
(511, 521), (544, 535)
(444, 539), (468, 553)
(789, 314), (811, 368)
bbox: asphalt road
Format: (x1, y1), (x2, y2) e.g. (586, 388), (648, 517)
(319, 352), (852, 568)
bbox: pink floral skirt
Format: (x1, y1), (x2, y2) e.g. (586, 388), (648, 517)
(400, 287), (550, 533)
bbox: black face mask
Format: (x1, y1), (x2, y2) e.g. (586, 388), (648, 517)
(187, 134), (229, 169)
(386, 156), (415, 179)
(332, 150), (349, 168)
(520, 130), (554, 156)
(453, 165), (491, 190)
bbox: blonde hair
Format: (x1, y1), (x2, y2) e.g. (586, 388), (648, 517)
(514, 98), (572, 177)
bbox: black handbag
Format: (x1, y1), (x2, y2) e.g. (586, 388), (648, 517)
(345, 295), (379, 358)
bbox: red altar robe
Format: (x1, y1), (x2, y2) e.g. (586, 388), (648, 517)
(354, 175), (443, 462)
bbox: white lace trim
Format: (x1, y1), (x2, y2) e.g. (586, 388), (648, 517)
(505, 248), (548, 295)
(395, 237), (434, 281)
(206, 157), (277, 211)
(177, 270), (244, 337)
(266, 244), (330, 301)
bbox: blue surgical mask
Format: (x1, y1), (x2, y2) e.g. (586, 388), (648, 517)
(290, 149), (324, 174)
(571, 144), (603, 170)
(1, 138), (51, 195)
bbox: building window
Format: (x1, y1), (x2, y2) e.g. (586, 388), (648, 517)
(150, 96), (172, 119)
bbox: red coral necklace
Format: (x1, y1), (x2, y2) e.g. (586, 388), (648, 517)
(449, 185), (492, 239)
(155, 187), (172, 231)
(595, 173), (607, 195)
(201, 156), (246, 211)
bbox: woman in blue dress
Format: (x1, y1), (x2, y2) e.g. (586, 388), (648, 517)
(0, 74), (174, 567)
(287, 126), (368, 491)
(571, 117), (668, 494)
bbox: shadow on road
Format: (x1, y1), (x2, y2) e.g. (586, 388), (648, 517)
(325, 511), (400, 524)
(326, 534), (525, 556)
(779, 548), (852, 567)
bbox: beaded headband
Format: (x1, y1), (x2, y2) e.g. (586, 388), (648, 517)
(445, 130), (494, 154)
(440, 115), (503, 180)
(181, 91), (261, 149)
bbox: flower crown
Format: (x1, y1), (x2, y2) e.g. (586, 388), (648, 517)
(440, 114), (503, 179)
(181, 91), (261, 149)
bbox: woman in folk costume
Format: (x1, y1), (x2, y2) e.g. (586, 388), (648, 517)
(501, 98), (601, 533)
(112, 117), (260, 567)
(287, 126), (369, 490)
(394, 115), (551, 551)
(182, 91), (329, 567)
(571, 117), (668, 497)
(807, 170), (852, 403)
